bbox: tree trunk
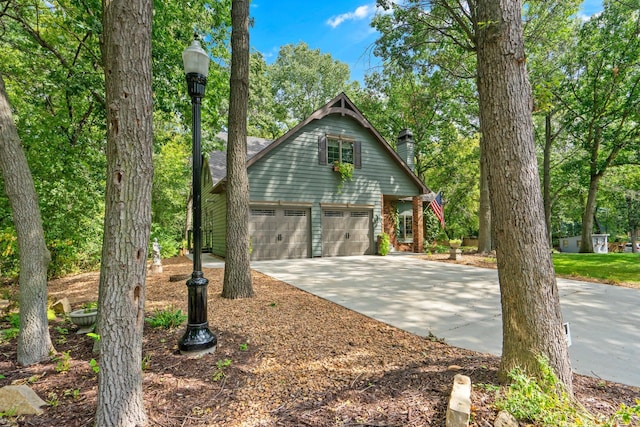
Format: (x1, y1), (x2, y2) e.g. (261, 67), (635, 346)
(627, 196), (639, 253)
(579, 175), (601, 253)
(223, 0), (253, 299)
(0, 74), (54, 366)
(476, 0), (572, 391)
(477, 138), (493, 254)
(95, 0), (153, 424)
(543, 113), (553, 246)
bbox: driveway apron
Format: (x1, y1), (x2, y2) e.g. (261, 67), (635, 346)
(202, 254), (640, 387)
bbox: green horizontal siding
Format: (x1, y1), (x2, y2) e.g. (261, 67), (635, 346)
(249, 115), (420, 204)
(247, 114), (422, 257)
(211, 194), (227, 257)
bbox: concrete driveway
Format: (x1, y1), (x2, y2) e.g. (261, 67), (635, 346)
(202, 253), (640, 387)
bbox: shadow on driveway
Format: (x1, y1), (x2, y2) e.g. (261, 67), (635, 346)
(201, 253), (640, 387)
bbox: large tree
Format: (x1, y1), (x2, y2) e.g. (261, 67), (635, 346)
(373, 0), (583, 252)
(0, 0), (232, 277)
(269, 42), (355, 128)
(354, 64), (480, 239)
(557, 0), (640, 252)
(476, 0), (572, 389)
(0, 74), (53, 365)
(95, 0), (153, 424)
(222, 0), (253, 299)
(0, 0), (107, 277)
(373, 0), (490, 250)
(247, 52), (280, 139)
(525, 1), (581, 244)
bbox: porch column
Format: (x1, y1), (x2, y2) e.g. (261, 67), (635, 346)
(412, 196), (423, 253)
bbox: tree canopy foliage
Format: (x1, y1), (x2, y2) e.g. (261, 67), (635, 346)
(557, 0), (640, 251)
(269, 42), (357, 129)
(0, 0), (232, 277)
(1, 0), (639, 282)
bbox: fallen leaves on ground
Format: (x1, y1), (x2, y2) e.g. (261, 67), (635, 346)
(0, 256), (636, 426)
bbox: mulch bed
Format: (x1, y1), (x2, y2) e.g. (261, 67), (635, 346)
(0, 256), (637, 426)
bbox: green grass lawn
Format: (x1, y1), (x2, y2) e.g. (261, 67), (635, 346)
(552, 253), (640, 286)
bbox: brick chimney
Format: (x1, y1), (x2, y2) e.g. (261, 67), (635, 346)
(397, 129), (415, 171)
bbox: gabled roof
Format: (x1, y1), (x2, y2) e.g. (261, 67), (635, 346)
(208, 132), (273, 185)
(208, 92), (429, 194)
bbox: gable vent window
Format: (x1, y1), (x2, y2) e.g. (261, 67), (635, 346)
(350, 211), (369, 218)
(251, 209), (276, 217)
(318, 135), (361, 168)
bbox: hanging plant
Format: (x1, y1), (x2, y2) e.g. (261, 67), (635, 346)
(333, 161), (354, 194)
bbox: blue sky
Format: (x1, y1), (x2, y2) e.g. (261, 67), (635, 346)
(250, 1), (604, 83)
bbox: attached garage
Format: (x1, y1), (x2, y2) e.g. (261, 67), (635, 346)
(249, 206), (310, 260)
(202, 94), (431, 261)
(322, 208), (373, 257)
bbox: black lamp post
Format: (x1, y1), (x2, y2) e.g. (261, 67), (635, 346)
(178, 35), (217, 354)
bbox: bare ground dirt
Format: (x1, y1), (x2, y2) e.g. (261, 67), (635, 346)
(0, 255), (638, 426)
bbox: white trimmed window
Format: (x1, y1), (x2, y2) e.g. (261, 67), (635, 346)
(328, 136), (354, 164)
(398, 214), (413, 242)
(318, 134), (361, 168)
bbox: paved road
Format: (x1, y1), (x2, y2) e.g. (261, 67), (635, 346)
(202, 253), (640, 387)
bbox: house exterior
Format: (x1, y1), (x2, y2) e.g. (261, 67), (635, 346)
(559, 234), (610, 253)
(201, 93), (431, 260)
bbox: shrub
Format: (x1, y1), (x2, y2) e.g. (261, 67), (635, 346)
(83, 301), (98, 312)
(378, 233), (390, 256)
(495, 356), (640, 426)
(148, 228), (180, 259)
(425, 244), (449, 254)
(145, 306), (187, 329)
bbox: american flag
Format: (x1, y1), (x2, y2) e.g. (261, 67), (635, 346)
(429, 192), (445, 228)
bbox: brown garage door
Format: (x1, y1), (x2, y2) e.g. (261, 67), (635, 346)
(322, 209), (372, 257)
(249, 207), (310, 260)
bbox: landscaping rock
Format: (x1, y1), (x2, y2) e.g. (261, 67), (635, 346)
(494, 410), (519, 427)
(446, 374), (471, 427)
(50, 298), (71, 316)
(0, 385), (47, 415)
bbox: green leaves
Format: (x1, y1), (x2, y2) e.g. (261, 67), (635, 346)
(269, 42), (354, 129)
(145, 306), (187, 329)
(0, 0), (234, 277)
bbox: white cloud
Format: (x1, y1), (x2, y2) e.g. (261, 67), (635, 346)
(326, 3), (381, 29)
(577, 10), (602, 22)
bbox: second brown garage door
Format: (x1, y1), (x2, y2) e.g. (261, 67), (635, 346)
(321, 209), (372, 256)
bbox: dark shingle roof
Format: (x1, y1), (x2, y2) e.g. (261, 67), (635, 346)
(208, 132), (273, 185)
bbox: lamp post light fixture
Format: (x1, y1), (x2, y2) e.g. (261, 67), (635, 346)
(178, 35), (217, 354)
